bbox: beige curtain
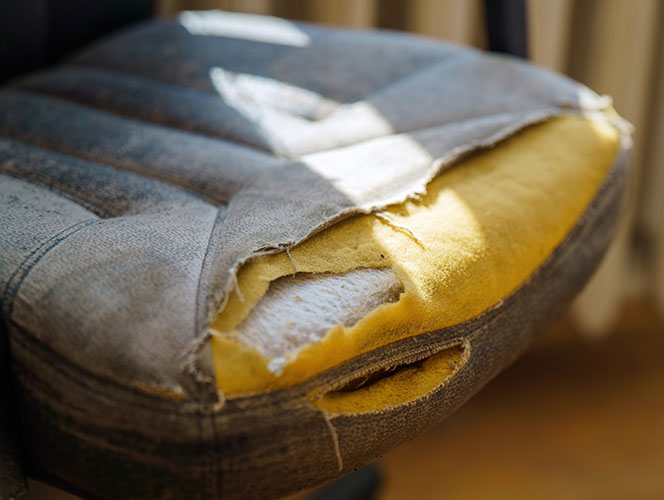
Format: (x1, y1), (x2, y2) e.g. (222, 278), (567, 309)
(159, 0), (664, 335)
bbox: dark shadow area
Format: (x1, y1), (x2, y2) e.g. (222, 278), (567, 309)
(0, 0), (154, 84)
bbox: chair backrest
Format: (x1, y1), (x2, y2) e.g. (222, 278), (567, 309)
(1, 0), (529, 85)
(485, 0), (528, 58)
(0, 0), (154, 84)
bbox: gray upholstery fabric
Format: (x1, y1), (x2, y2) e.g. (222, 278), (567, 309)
(0, 11), (613, 402)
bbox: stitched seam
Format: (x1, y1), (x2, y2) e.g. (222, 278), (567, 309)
(0, 171), (113, 218)
(70, 55), (452, 116)
(0, 133), (225, 207)
(62, 58), (461, 144)
(194, 209), (225, 340)
(11, 372), (214, 468)
(15, 82), (274, 155)
(11, 86), (278, 159)
(68, 61), (345, 121)
(357, 56), (466, 102)
(8, 73), (584, 167)
(12, 331), (192, 415)
(70, 61), (230, 97)
(0, 137), (219, 211)
(2, 219), (99, 319)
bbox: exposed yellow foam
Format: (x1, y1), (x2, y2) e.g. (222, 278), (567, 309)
(211, 115), (620, 396)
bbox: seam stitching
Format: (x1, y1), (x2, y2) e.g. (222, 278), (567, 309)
(2, 219), (99, 319)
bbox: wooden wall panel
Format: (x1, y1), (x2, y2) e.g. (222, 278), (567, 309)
(527, 0), (573, 72)
(408, 0), (484, 47)
(567, 0), (661, 335)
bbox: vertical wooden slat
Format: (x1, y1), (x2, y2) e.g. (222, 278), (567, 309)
(272, 0), (307, 21)
(376, 0), (409, 31)
(181, 0), (223, 10)
(638, 6), (664, 315)
(569, 0), (661, 336)
(227, 0), (273, 15)
(408, 0), (485, 47)
(157, 0), (182, 16)
(527, 0), (573, 72)
(308, 0), (376, 28)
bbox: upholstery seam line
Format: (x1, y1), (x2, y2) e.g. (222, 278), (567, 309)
(0, 132), (226, 208)
(13, 82), (276, 156)
(0, 170), (113, 218)
(2, 219), (100, 319)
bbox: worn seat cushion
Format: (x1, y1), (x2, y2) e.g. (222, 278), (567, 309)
(212, 114), (620, 397)
(0, 10), (630, 500)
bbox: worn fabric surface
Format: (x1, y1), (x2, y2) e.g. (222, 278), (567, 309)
(0, 10), (616, 402)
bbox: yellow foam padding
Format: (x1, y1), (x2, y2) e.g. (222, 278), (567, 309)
(211, 114), (620, 397)
(314, 346), (464, 414)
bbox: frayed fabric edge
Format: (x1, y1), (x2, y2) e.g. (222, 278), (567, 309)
(187, 105), (629, 400)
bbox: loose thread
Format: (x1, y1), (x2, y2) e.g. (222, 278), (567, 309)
(373, 211), (424, 247)
(321, 409), (343, 472)
(231, 272), (244, 303)
(285, 247), (298, 275)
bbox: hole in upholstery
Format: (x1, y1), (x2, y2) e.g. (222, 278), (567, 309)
(315, 343), (466, 414)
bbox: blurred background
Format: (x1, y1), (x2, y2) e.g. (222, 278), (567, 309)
(12, 0), (663, 498)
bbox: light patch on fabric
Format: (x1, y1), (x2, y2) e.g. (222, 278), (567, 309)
(209, 67), (338, 120)
(179, 10), (310, 47)
(301, 131), (433, 204)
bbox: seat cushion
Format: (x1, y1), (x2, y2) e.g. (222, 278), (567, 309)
(0, 10), (630, 500)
